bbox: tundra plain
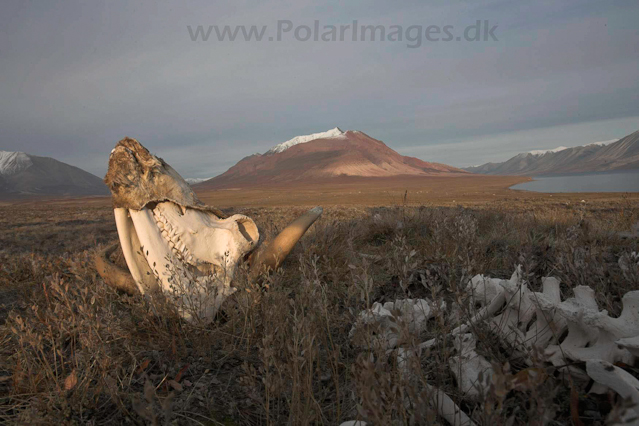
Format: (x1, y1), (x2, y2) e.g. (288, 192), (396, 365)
(1, 176), (638, 425)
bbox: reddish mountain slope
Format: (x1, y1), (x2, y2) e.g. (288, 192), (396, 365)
(199, 130), (466, 188)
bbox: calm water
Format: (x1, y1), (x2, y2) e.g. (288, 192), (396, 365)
(510, 170), (639, 193)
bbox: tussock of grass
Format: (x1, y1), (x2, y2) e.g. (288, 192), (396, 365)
(0, 200), (637, 425)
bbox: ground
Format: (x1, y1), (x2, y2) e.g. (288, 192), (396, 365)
(0, 176), (638, 425)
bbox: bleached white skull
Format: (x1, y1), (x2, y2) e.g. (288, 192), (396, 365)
(95, 137), (322, 322)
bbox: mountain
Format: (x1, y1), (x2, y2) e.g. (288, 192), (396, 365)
(185, 177), (213, 185)
(0, 151), (108, 198)
(198, 128), (466, 188)
(465, 131), (639, 175)
(266, 127), (346, 154)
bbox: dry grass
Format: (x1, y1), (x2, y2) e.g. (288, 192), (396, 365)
(0, 192), (638, 425)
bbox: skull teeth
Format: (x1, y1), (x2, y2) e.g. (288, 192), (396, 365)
(152, 207), (194, 266)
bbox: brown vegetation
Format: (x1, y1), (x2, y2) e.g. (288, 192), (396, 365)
(0, 182), (638, 425)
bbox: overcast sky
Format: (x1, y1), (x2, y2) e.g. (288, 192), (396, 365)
(1, 0), (638, 178)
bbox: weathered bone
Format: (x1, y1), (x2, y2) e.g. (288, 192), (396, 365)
(394, 347), (477, 426)
(524, 277), (565, 351)
(466, 269), (639, 415)
(586, 360), (639, 423)
(350, 266), (639, 424)
(617, 336), (639, 358)
(449, 334), (493, 399)
(113, 207), (157, 294)
(546, 288), (639, 367)
(426, 384), (477, 426)
(94, 242), (138, 294)
(349, 298), (439, 350)
(465, 269), (639, 374)
(95, 137), (322, 321)
(483, 268), (537, 352)
(249, 206), (323, 276)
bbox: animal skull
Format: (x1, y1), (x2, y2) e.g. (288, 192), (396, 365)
(94, 137), (322, 322)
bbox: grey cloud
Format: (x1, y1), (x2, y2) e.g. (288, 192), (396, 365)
(0, 0), (638, 178)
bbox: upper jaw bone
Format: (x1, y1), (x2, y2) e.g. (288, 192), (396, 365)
(128, 205), (249, 322)
(129, 207), (190, 293)
(152, 201), (258, 273)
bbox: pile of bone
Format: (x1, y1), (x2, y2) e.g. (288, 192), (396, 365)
(344, 266), (639, 426)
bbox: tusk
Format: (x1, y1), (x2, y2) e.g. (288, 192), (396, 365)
(114, 208), (157, 294)
(250, 206), (323, 276)
(94, 242), (139, 295)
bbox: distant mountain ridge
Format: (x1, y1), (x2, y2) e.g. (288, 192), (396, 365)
(465, 130), (639, 175)
(198, 129), (466, 188)
(0, 151), (108, 198)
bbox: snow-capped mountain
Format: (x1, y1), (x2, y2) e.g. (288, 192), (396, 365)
(465, 132), (639, 175)
(526, 146), (569, 156)
(266, 127), (346, 154)
(0, 151), (108, 198)
(0, 151), (33, 176)
(197, 129), (466, 188)
(185, 177), (213, 184)
(522, 139), (618, 157)
(586, 139), (619, 147)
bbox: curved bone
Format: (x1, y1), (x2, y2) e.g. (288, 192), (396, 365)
(350, 298), (437, 350)
(524, 277), (566, 351)
(586, 360), (639, 420)
(617, 336), (639, 358)
(449, 334), (493, 399)
(488, 269), (537, 351)
(114, 207), (157, 294)
(249, 206), (323, 275)
(393, 347), (477, 426)
(426, 384), (477, 426)
(546, 289), (639, 366)
(94, 242), (139, 295)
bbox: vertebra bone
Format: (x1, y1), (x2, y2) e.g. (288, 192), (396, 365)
(350, 266), (639, 425)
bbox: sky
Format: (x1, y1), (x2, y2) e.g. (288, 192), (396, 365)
(1, 0), (638, 178)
